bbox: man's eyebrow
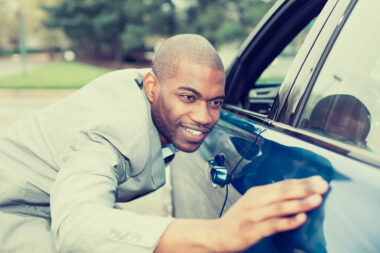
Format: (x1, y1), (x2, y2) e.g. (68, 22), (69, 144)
(177, 86), (225, 100)
(211, 95), (225, 100)
(178, 86), (201, 97)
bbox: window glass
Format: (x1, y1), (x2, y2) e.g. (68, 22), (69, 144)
(245, 20), (315, 114)
(255, 20), (315, 86)
(297, 1), (380, 154)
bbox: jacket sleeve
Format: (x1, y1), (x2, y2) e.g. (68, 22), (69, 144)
(50, 130), (172, 253)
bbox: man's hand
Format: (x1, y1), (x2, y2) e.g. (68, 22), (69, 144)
(155, 176), (329, 253)
(213, 176), (329, 252)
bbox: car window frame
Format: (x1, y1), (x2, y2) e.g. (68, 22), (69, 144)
(290, 0), (358, 126)
(224, 0), (327, 110)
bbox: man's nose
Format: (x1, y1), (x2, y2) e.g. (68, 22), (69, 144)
(191, 102), (212, 126)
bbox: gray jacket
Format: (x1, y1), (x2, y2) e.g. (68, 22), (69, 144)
(0, 69), (172, 252)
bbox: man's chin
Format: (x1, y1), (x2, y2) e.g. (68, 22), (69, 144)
(173, 142), (202, 153)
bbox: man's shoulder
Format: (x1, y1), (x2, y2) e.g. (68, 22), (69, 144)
(85, 68), (151, 119)
(93, 68), (151, 87)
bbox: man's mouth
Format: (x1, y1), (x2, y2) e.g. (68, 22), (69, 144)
(185, 127), (203, 136)
(176, 124), (212, 149)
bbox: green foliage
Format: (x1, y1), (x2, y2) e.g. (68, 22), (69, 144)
(0, 61), (112, 89)
(42, 0), (126, 58)
(41, 0), (275, 61)
(42, 0), (176, 63)
(215, 21), (245, 44)
(0, 0), (19, 54)
(179, 0), (274, 47)
(122, 24), (147, 52)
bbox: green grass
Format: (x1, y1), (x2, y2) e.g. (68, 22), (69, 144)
(0, 61), (113, 89)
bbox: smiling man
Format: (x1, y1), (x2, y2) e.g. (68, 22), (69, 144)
(0, 34), (328, 253)
(146, 38), (226, 152)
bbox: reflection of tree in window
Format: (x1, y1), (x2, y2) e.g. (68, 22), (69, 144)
(256, 19), (315, 85)
(305, 94), (371, 148)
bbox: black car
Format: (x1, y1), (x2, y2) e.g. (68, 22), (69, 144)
(171, 0), (380, 252)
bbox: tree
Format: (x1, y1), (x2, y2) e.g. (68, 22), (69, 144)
(178, 0), (274, 48)
(0, 0), (19, 55)
(41, 0), (275, 64)
(42, 0), (177, 67)
(43, 0), (124, 64)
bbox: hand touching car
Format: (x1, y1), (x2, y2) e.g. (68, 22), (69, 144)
(155, 176), (329, 253)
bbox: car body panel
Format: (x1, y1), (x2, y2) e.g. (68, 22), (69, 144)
(232, 125), (380, 252)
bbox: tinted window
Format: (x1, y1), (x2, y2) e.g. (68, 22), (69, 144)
(255, 20), (314, 86)
(245, 21), (316, 114)
(297, 1), (380, 153)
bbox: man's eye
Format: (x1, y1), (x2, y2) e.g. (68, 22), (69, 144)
(210, 100), (223, 108)
(180, 95), (195, 102)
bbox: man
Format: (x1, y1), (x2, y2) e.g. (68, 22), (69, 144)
(0, 34), (328, 252)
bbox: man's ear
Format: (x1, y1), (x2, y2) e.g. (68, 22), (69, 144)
(143, 71), (159, 103)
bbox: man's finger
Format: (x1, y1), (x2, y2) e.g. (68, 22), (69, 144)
(245, 194), (323, 223)
(247, 213), (308, 242)
(244, 176), (328, 208)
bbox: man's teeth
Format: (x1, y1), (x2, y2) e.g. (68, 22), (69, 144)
(185, 128), (202, 136)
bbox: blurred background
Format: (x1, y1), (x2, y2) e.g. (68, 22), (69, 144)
(0, 0), (276, 85)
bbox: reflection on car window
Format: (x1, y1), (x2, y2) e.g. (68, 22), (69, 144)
(297, 1), (380, 153)
(255, 20), (315, 86)
(245, 20), (315, 115)
(300, 94), (371, 148)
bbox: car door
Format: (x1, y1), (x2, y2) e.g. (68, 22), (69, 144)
(229, 0), (380, 252)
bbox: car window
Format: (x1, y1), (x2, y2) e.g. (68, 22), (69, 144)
(255, 20), (314, 86)
(245, 20), (315, 114)
(297, 1), (380, 154)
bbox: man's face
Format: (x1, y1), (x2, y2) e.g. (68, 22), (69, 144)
(148, 61), (225, 152)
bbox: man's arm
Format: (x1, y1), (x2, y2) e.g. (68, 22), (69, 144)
(155, 176), (328, 253)
(50, 131), (172, 252)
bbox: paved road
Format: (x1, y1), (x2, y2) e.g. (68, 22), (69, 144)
(0, 88), (173, 217)
(0, 89), (76, 129)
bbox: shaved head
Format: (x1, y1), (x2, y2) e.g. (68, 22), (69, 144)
(152, 34), (224, 81)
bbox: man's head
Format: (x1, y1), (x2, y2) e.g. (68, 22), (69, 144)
(143, 34), (225, 152)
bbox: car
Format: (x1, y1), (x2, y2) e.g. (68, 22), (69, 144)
(170, 0), (380, 252)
